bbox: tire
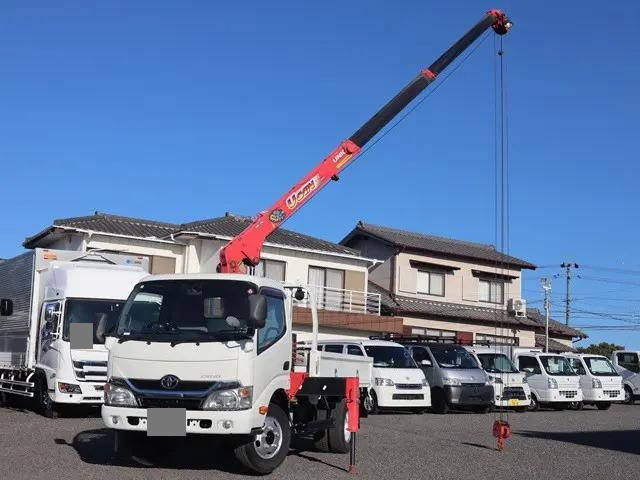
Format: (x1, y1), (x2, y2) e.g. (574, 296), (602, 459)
(363, 391), (379, 415)
(596, 402), (611, 410)
(312, 408), (331, 453)
(234, 403), (290, 475)
(623, 386), (634, 405)
(569, 401), (583, 411)
(528, 394), (539, 412)
(35, 374), (58, 418)
(431, 388), (449, 415)
(326, 399), (352, 454)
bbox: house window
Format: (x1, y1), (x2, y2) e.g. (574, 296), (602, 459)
(308, 266), (345, 310)
(479, 279), (504, 304)
(254, 259), (286, 282)
(476, 333), (518, 346)
(416, 270), (445, 296)
(410, 327), (456, 339)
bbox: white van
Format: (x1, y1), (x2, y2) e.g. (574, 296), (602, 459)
(610, 350), (640, 404)
(318, 339), (430, 414)
(564, 353), (623, 409)
(470, 347), (531, 411)
(512, 349), (582, 410)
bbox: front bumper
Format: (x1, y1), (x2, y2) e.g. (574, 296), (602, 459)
(102, 405), (259, 435)
(582, 388), (624, 402)
(375, 385), (431, 408)
(493, 385), (531, 408)
(445, 385), (493, 406)
(51, 382), (105, 404)
(537, 389), (583, 403)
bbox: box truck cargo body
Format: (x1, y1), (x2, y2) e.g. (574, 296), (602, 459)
(0, 249), (147, 416)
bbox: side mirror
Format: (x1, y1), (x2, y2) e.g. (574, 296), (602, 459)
(95, 313), (108, 344)
(248, 294), (267, 329)
(294, 288), (305, 301)
(0, 299), (13, 316)
(421, 359), (432, 367)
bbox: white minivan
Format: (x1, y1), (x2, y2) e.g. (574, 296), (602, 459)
(471, 347), (531, 411)
(565, 353), (624, 409)
(512, 350), (582, 411)
(318, 339), (430, 414)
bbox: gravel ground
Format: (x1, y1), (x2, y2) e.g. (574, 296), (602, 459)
(0, 401), (638, 480)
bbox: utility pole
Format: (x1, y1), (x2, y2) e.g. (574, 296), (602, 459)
(560, 262), (578, 325)
(540, 278), (551, 353)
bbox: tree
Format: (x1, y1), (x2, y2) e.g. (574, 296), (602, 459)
(576, 342), (625, 357)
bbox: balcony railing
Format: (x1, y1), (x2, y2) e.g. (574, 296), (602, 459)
(299, 284), (381, 316)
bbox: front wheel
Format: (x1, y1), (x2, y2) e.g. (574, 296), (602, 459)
(363, 391), (379, 415)
(596, 402), (611, 410)
(234, 403), (291, 475)
(624, 386), (634, 405)
(35, 375), (58, 418)
(528, 395), (539, 412)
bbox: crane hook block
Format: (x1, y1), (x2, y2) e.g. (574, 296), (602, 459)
(492, 420), (512, 451)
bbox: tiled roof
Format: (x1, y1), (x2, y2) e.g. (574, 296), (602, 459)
(23, 212), (360, 257)
(369, 282), (586, 339)
(343, 221), (536, 269)
(535, 335), (576, 353)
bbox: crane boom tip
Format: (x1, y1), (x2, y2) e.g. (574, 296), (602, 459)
(487, 9), (513, 35)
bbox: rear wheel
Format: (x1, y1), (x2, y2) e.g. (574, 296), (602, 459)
(431, 389), (449, 414)
(234, 403), (290, 475)
(35, 374), (58, 418)
(624, 386), (634, 405)
(596, 402), (611, 410)
(313, 400), (352, 454)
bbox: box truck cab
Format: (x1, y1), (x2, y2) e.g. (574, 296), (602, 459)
(317, 339), (430, 414)
(512, 350), (582, 411)
(610, 350), (640, 404)
(0, 249), (148, 417)
(564, 353), (623, 409)
(401, 341), (492, 414)
(470, 347), (531, 410)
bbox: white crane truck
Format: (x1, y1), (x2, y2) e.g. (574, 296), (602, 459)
(0, 248), (148, 417)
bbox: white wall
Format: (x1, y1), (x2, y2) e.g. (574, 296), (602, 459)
(293, 325), (374, 342)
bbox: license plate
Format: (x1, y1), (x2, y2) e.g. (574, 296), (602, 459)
(147, 408), (186, 437)
(508, 399), (519, 407)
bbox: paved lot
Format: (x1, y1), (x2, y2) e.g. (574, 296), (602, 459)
(0, 401), (638, 480)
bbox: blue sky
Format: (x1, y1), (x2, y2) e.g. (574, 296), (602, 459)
(1, 1), (639, 348)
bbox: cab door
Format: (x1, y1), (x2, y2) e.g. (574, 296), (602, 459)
(37, 301), (62, 373)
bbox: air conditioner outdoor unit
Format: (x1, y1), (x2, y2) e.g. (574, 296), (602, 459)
(507, 298), (527, 317)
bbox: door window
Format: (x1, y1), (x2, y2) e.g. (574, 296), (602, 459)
(617, 352), (640, 373)
(324, 344), (344, 354)
(257, 295), (286, 354)
(568, 358), (586, 375)
(518, 356), (541, 374)
(347, 345), (364, 356)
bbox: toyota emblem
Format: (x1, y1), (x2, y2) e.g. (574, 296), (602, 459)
(160, 374), (180, 390)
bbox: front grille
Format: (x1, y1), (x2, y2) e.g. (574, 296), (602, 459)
(461, 383), (485, 387)
(73, 360), (107, 382)
(392, 394), (424, 400)
(395, 383), (422, 390)
(559, 390), (578, 399)
(603, 390), (620, 397)
(502, 387), (527, 400)
(138, 397), (204, 409)
(129, 378), (217, 392)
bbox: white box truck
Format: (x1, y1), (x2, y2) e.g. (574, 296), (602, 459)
(610, 350), (640, 404)
(101, 276), (371, 474)
(0, 248), (148, 417)
(564, 353), (623, 409)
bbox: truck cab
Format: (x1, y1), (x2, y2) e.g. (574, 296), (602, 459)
(512, 350), (582, 410)
(403, 342), (493, 414)
(610, 350), (640, 404)
(317, 339), (430, 414)
(564, 353), (623, 409)
(469, 347), (531, 410)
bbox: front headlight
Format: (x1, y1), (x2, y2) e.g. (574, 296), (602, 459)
(421, 378), (428, 387)
(58, 382), (82, 394)
(104, 381), (138, 407)
(592, 378), (602, 388)
(442, 377), (461, 386)
(547, 377), (558, 389)
(202, 386), (253, 410)
(374, 378), (394, 386)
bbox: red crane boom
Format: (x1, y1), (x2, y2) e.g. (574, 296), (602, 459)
(218, 9), (512, 273)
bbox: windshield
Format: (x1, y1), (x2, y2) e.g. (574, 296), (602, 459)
(540, 356), (577, 376)
(584, 356), (619, 376)
(63, 298), (123, 345)
(117, 280), (257, 342)
(363, 346), (417, 368)
(477, 353), (518, 374)
(429, 345), (480, 369)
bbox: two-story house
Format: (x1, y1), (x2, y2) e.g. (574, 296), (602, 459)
(22, 212), (405, 340)
(341, 221), (586, 351)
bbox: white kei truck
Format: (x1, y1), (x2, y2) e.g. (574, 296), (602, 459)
(0, 248), (148, 417)
(101, 274), (372, 474)
(610, 350), (640, 404)
(469, 346), (531, 411)
(564, 353), (624, 409)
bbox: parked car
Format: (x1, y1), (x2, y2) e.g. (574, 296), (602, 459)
(317, 339), (430, 414)
(564, 353), (623, 410)
(469, 346), (531, 411)
(610, 350), (640, 404)
(512, 349), (582, 411)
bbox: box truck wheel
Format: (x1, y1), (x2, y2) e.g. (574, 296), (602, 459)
(623, 386), (634, 405)
(596, 402), (611, 410)
(35, 374), (58, 419)
(234, 403), (290, 475)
